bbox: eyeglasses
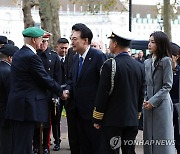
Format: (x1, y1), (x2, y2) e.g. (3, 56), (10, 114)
(42, 40), (48, 43)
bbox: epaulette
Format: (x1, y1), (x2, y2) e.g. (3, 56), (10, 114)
(93, 108), (104, 120)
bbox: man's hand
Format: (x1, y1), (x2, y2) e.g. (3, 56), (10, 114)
(61, 90), (69, 100)
(94, 123), (101, 129)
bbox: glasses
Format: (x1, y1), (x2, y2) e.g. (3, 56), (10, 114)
(42, 40), (48, 43)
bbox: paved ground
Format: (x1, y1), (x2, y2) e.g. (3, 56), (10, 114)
(50, 117), (143, 154)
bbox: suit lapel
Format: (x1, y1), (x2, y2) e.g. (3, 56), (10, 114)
(76, 49), (93, 83)
(73, 55), (79, 83)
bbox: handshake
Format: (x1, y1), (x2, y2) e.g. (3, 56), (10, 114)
(61, 90), (70, 100)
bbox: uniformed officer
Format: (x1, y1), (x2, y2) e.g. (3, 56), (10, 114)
(93, 29), (145, 154)
(0, 44), (19, 154)
(32, 33), (62, 154)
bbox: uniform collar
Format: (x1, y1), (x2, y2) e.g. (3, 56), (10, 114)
(37, 47), (51, 57)
(116, 51), (129, 57)
(26, 44), (36, 54)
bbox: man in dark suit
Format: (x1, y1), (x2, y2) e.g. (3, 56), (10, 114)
(93, 30), (145, 154)
(33, 33), (62, 154)
(5, 27), (67, 154)
(49, 37), (69, 151)
(66, 23), (106, 154)
(63, 47), (81, 154)
(0, 44), (19, 154)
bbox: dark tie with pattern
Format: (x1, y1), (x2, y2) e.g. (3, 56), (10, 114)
(61, 57), (64, 63)
(78, 56), (83, 77)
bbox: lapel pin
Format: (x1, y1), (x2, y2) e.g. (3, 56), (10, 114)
(89, 58), (91, 60)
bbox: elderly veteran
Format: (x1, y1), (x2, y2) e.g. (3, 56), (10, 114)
(5, 27), (68, 154)
(0, 44), (19, 154)
(33, 32), (62, 154)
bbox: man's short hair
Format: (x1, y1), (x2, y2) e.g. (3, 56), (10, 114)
(72, 23), (93, 44)
(57, 38), (69, 44)
(111, 37), (131, 48)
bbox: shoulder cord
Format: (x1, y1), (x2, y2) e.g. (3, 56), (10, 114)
(109, 58), (116, 95)
(100, 58), (116, 95)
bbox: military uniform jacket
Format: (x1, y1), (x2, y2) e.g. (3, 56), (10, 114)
(37, 47), (62, 99)
(5, 46), (63, 122)
(0, 60), (11, 126)
(93, 53), (145, 127)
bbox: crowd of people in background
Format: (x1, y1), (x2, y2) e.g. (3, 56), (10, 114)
(0, 23), (179, 154)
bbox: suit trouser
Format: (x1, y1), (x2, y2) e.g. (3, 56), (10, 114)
(0, 122), (12, 154)
(11, 120), (35, 154)
(66, 108), (81, 154)
(76, 114), (103, 154)
(51, 102), (62, 145)
(101, 126), (138, 154)
(33, 126), (50, 150)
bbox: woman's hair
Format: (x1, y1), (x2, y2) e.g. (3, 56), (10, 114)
(150, 31), (171, 61)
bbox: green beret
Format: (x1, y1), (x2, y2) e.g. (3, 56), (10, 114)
(22, 27), (45, 38)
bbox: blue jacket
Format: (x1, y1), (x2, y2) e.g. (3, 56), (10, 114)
(170, 65), (180, 103)
(0, 61), (11, 126)
(66, 47), (106, 119)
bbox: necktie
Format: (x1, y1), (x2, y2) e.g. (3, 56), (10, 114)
(78, 57), (83, 77)
(61, 57), (64, 63)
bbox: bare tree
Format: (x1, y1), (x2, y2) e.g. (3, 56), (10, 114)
(39, 0), (60, 49)
(22, 0), (37, 28)
(163, 0), (172, 41)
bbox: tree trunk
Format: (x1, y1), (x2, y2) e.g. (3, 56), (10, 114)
(163, 0), (172, 41)
(22, 0), (35, 28)
(39, 0), (60, 50)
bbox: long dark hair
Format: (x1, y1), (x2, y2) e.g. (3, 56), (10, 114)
(150, 31), (172, 62)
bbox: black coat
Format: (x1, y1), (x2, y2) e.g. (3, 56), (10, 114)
(37, 47), (62, 99)
(63, 47), (76, 84)
(6, 46), (63, 122)
(93, 53), (145, 127)
(0, 61), (11, 126)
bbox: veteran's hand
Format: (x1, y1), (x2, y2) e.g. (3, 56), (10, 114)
(61, 90), (69, 100)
